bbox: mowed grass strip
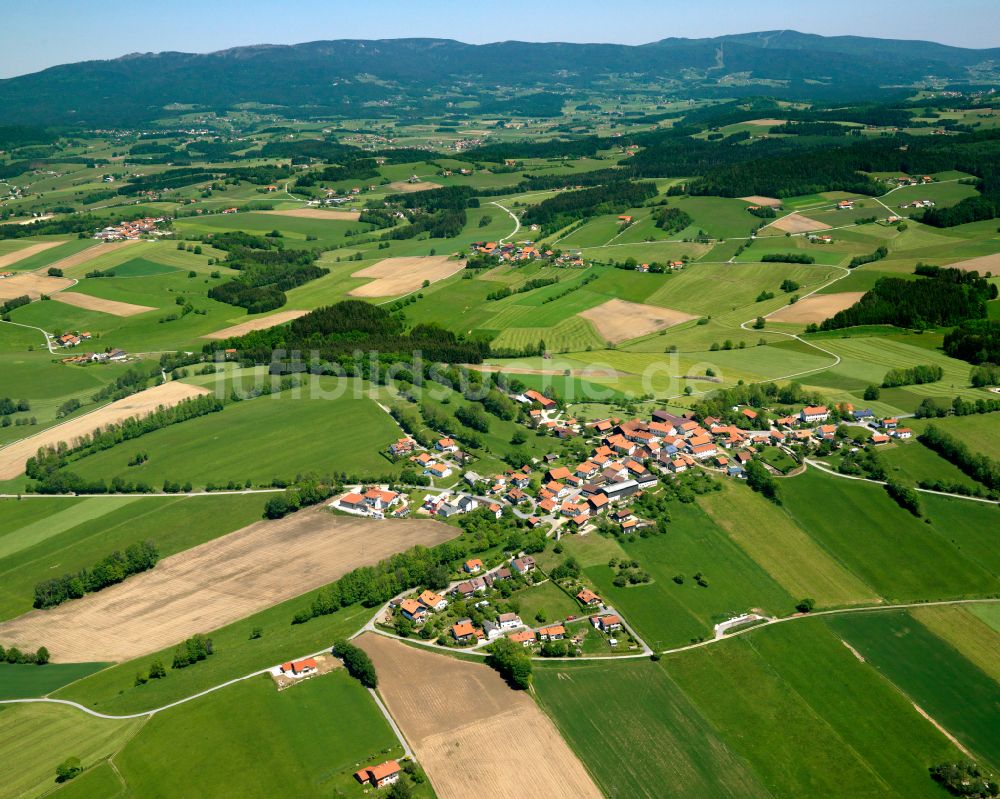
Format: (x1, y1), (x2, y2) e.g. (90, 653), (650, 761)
(910, 605), (1000, 684)
(698, 481), (878, 607)
(0, 701), (142, 799)
(827, 610), (1000, 769)
(533, 659), (772, 799)
(665, 619), (962, 798)
(0, 661), (107, 699)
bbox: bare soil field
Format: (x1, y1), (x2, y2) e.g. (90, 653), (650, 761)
(357, 633), (602, 799)
(740, 195), (783, 207)
(202, 309), (310, 340)
(0, 272), (74, 300)
(747, 118), (788, 126)
(51, 291), (155, 317)
(42, 240), (140, 274)
(579, 298), (697, 344)
(0, 382), (211, 480)
(766, 213), (832, 234)
(387, 180), (442, 193)
(0, 512), (456, 663)
(261, 208), (361, 221)
(0, 241), (62, 269)
(944, 253), (1000, 274)
(769, 291), (864, 323)
(348, 256), (465, 298)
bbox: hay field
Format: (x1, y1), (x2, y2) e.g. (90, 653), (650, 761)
(202, 309), (309, 339)
(51, 291), (155, 317)
(0, 241), (62, 269)
(357, 633), (603, 799)
(769, 292), (864, 323)
(0, 381), (210, 479)
(262, 208), (361, 221)
(0, 272), (73, 300)
(579, 298), (696, 344)
(767, 213), (832, 234)
(0, 511), (456, 662)
(348, 255), (465, 297)
(740, 195), (783, 207)
(388, 180), (442, 192)
(944, 253), (1000, 274)
(746, 118), (788, 126)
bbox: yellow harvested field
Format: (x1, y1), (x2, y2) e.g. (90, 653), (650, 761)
(42, 239), (141, 274)
(0, 382), (211, 480)
(769, 292), (864, 323)
(202, 309), (310, 340)
(261, 208), (361, 221)
(0, 241), (62, 268)
(348, 255), (465, 298)
(388, 180), (442, 193)
(766, 213), (832, 234)
(746, 118), (788, 126)
(358, 633), (603, 799)
(0, 513), (457, 663)
(578, 298), (697, 344)
(944, 253), (1000, 274)
(51, 291), (155, 317)
(0, 272), (73, 300)
(740, 195), (783, 207)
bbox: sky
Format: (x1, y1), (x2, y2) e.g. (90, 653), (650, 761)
(1, 0), (998, 78)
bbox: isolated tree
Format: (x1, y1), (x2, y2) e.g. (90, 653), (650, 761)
(34, 646), (49, 665)
(55, 757), (82, 783)
(795, 598), (816, 614)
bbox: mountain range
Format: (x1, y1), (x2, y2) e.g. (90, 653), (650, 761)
(1, 30), (997, 127)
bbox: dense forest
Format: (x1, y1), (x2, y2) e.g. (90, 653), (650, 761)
(943, 319), (1000, 364)
(819, 267), (997, 330)
(212, 299), (491, 366)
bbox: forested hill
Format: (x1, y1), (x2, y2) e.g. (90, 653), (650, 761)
(1, 32), (998, 126)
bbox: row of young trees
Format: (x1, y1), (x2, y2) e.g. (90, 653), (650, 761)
(0, 643), (49, 665)
(33, 541), (159, 608)
(918, 425), (1000, 491)
(881, 364), (943, 388)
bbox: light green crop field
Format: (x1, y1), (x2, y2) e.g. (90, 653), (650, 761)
(0, 493), (269, 620)
(911, 605), (1000, 684)
(174, 211), (373, 249)
(0, 701), (143, 799)
(1, 238), (93, 272)
(534, 659), (773, 799)
(780, 469), (1000, 601)
(909, 413), (1000, 460)
(514, 579), (578, 623)
(576, 500), (795, 649)
(664, 619), (961, 798)
(61, 379), (402, 489)
(828, 610), (1000, 770)
(879, 440), (985, 491)
(698, 481), (877, 607)
(113, 671), (405, 798)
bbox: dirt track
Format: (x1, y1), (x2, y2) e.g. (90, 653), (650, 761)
(261, 208), (361, 221)
(579, 299), (696, 344)
(0, 242), (62, 269)
(348, 256), (465, 298)
(358, 633), (603, 799)
(945, 253), (1000, 274)
(767, 213), (831, 234)
(769, 292), (864, 324)
(0, 512), (457, 663)
(0, 382), (210, 480)
(0, 273), (73, 300)
(202, 309), (309, 340)
(51, 292), (155, 317)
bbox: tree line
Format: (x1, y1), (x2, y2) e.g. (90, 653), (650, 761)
(918, 425), (1000, 491)
(33, 541), (159, 609)
(521, 181), (657, 234)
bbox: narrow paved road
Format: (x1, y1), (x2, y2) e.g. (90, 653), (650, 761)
(804, 458), (999, 504)
(491, 201), (521, 244)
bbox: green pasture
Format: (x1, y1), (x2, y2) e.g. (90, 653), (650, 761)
(0, 662), (107, 700)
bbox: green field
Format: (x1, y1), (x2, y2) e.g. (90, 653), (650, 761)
(909, 413), (1000, 460)
(828, 610), (1000, 769)
(780, 469), (1000, 601)
(514, 579), (579, 623)
(60, 379), (403, 489)
(0, 662), (107, 699)
(0, 494), (268, 620)
(534, 659), (772, 799)
(114, 671), (405, 797)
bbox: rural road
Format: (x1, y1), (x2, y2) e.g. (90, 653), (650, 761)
(491, 201), (520, 244)
(7, 597), (999, 721)
(804, 458), (999, 504)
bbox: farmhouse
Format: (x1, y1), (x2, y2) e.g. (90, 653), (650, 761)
(354, 760), (401, 789)
(595, 615), (623, 633)
(512, 556), (536, 574)
(280, 658), (318, 677)
(389, 437), (416, 456)
(464, 558), (483, 573)
(364, 488), (400, 511)
(400, 598), (428, 623)
(452, 620), (479, 643)
(419, 590), (448, 611)
(437, 437), (458, 452)
(339, 492), (367, 512)
(538, 624), (567, 641)
(509, 629), (537, 646)
(577, 588), (602, 607)
(800, 405), (830, 423)
(498, 612), (522, 630)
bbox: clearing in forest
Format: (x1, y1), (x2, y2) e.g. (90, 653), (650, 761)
(579, 298), (697, 344)
(348, 255), (465, 298)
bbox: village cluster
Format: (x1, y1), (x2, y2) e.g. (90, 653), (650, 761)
(93, 216), (168, 241)
(470, 240), (588, 267)
(54, 330), (128, 364)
